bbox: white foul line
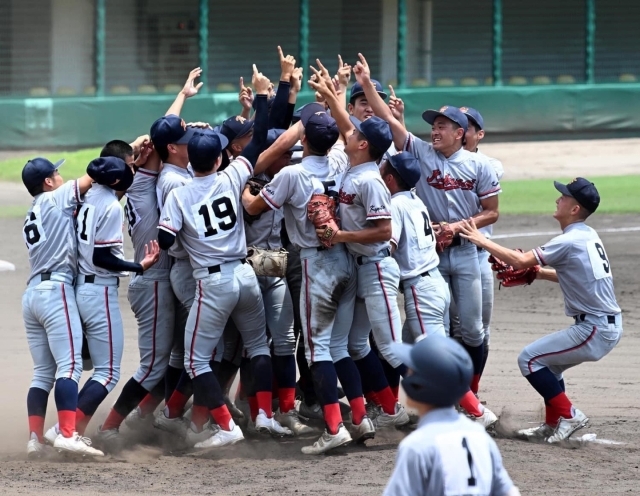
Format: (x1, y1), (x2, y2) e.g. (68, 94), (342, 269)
(493, 226), (640, 240)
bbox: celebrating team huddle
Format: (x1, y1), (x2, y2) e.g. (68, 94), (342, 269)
(20, 48), (622, 494)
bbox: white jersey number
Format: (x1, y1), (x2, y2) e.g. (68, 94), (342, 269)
(76, 204), (96, 245)
(193, 191), (238, 240)
(587, 240), (612, 280)
(410, 210), (435, 249)
(23, 205), (47, 249)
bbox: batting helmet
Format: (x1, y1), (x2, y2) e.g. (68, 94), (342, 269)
(391, 336), (472, 407)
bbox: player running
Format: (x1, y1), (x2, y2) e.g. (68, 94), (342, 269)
(459, 178), (623, 443)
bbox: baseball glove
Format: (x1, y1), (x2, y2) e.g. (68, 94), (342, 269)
(246, 177), (269, 196)
(488, 249), (540, 288)
(307, 193), (339, 248)
(432, 222), (455, 252)
(246, 246), (288, 278)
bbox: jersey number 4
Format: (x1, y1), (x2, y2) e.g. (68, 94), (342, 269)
(196, 194), (237, 238)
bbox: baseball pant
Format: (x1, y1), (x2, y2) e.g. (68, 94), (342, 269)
(401, 268), (450, 344)
(169, 258), (197, 369)
(348, 254), (403, 368)
(184, 260), (270, 379)
(518, 314), (623, 379)
(258, 275), (295, 356)
(128, 269), (175, 391)
(23, 274), (83, 391)
(299, 244), (357, 364)
(75, 275), (124, 393)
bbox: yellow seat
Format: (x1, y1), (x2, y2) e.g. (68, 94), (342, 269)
(56, 87), (77, 96)
(216, 83), (236, 92)
(163, 84), (182, 94)
(484, 77), (494, 86)
(460, 77), (479, 86)
(556, 75), (576, 84)
(110, 85), (131, 95)
(436, 78), (455, 87)
(532, 76), (552, 85)
(29, 87), (50, 97)
(619, 73), (637, 83)
(137, 84), (158, 94)
(410, 78), (429, 88)
(84, 86), (96, 95)
(508, 76), (527, 85)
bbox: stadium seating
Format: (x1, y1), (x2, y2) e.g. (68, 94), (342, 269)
(556, 75), (576, 84)
(410, 78), (429, 87)
(508, 76), (528, 85)
(532, 76), (552, 85)
(619, 73), (637, 83)
(460, 77), (480, 86)
(29, 87), (50, 97)
(110, 85), (131, 95)
(137, 84), (158, 94)
(162, 84), (182, 94)
(215, 83), (236, 92)
(435, 78), (455, 87)
(56, 87), (77, 96)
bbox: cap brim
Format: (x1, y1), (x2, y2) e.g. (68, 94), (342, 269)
(351, 90), (388, 101)
(300, 103), (326, 126)
(174, 126), (198, 145)
(235, 120), (255, 140)
(554, 181), (572, 197)
(216, 132), (229, 150)
(464, 114), (482, 130)
(390, 343), (417, 371)
(422, 110), (444, 125)
(53, 158), (65, 169)
(349, 116), (364, 133)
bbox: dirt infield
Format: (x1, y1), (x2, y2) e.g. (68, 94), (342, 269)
(0, 211), (638, 495)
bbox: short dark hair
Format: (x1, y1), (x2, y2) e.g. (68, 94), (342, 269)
(28, 171), (55, 197)
(381, 161), (410, 191)
(358, 131), (385, 162)
(156, 144), (169, 163)
(100, 140), (133, 161)
(577, 205), (593, 220)
(467, 121), (481, 133)
(450, 122), (467, 147)
(190, 155), (218, 174)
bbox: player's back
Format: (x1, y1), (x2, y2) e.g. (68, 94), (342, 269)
(23, 180), (82, 283)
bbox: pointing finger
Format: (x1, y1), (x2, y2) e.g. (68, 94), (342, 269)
(239, 76), (244, 89)
(388, 85), (397, 98)
(338, 54), (344, 68)
(253, 64), (258, 75)
(277, 46), (284, 61)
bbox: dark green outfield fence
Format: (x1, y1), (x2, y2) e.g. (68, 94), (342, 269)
(2, 0), (640, 148)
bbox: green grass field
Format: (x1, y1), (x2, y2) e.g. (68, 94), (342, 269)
(0, 148), (639, 215)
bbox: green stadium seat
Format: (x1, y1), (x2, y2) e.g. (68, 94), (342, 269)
(110, 85), (131, 95)
(436, 78), (455, 87)
(556, 75), (576, 84)
(56, 87), (77, 96)
(137, 84), (158, 94)
(532, 76), (552, 85)
(29, 87), (50, 97)
(508, 76), (528, 85)
(460, 77), (479, 86)
(410, 78), (429, 87)
(216, 83), (236, 92)
(619, 73), (637, 83)
(84, 86), (96, 95)
(163, 84), (182, 94)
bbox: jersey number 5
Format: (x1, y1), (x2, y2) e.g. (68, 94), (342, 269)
(196, 194), (237, 238)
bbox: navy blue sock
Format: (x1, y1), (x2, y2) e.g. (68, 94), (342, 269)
(462, 342), (485, 376)
(112, 378), (148, 417)
(27, 387), (49, 418)
(356, 349), (390, 394)
(215, 359), (239, 392)
(209, 360), (221, 377)
(54, 378), (78, 412)
(164, 365), (183, 402)
(192, 372), (224, 410)
(310, 361), (339, 406)
(272, 354), (296, 389)
(525, 368), (564, 402)
(77, 380), (109, 416)
(381, 358), (403, 390)
(251, 355), (273, 393)
(175, 370), (193, 397)
(334, 358), (363, 400)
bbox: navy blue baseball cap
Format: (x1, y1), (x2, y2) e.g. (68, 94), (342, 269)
(292, 103), (317, 125)
(554, 177), (600, 213)
(392, 335), (473, 407)
(350, 116), (393, 152)
(422, 105), (468, 133)
(187, 129), (230, 168)
(350, 79), (387, 102)
(86, 156), (128, 186)
(22, 157), (65, 193)
(150, 114), (197, 148)
(301, 103), (339, 152)
(387, 152), (421, 188)
(220, 115), (254, 144)
(266, 129), (303, 152)
(460, 107), (484, 130)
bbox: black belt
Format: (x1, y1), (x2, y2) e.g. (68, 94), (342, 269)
(40, 273), (52, 281)
(574, 314), (616, 324)
(399, 270), (430, 294)
(356, 248), (391, 266)
(207, 258), (246, 274)
(449, 236), (462, 248)
(83, 274), (119, 287)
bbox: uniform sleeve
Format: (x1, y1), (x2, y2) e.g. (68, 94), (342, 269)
(260, 168), (294, 211)
(403, 132), (432, 157)
(488, 157), (504, 181)
(95, 201), (124, 248)
(52, 180), (82, 213)
(534, 233), (569, 267)
(476, 157), (502, 200)
(488, 438), (516, 496)
(328, 142), (349, 178)
(127, 168), (158, 195)
(223, 156), (253, 193)
(158, 189), (183, 235)
(390, 200), (402, 247)
(361, 176), (392, 220)
(383, 444), (428, 496)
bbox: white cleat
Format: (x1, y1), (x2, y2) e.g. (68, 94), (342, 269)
(298, 401), (324, 421)
(27, 434), (49, 459)
(349, 416), (376, 443)
(153, 409), (189, 438)
(301, 424), (352, 455)
(255, 409), (293, 437)
(125, 406), (154, 430)
(44, 425), (60, 446)
(473, 406), (498, 430)
(53, 433), (104, 457)
(366, 402), (381, 420)
(547, 409), (589, 443)
(517, 423), (554, 441)
(186, 421), (219, 447)
(275, 409), (316, 436)
(373, 403), (410, 429)
(94, 426), (123, 454)
(194, 422), (244, 449)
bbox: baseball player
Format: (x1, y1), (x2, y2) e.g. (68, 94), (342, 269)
(243, 103), (372, 454)
(459, 178), (623, 443)
(308, 69), (410, 428)
(21, 157), (104, 458)
(157, 66), (292, 449)
(353, 53), (500, 428)
(348, 77), (387, 122)
(381, 152), (450, 342)
(384, 335), (520, 496)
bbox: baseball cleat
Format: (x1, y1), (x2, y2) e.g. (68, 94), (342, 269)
(301, 424), (352, 455)
(153, 409), (189, 438)
(125, 406), (155, 431)
(53, 433), (104, 457)
(224, 395), (245, 422)
(255, 409), (293, 437)
(275, 409), (316, 436)
(94, 426), (123, 454)
(373, 403), (411, 429)
(298, 401), (324, 421)
(194, 422), (244, 449)
(27, 434), (49, 459)
(186, 421), (219, 447)
(546, 409), (589, 444)
(44, 425), (60, 446)
(349, 416), (376, 443)
(473, 406), (498, 430)
(365, 402), (381, 420)
(517, 423), (554, 441)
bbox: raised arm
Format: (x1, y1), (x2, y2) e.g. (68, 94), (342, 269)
(165, 67), (204, 117)
(268, 46), (295, 129)
(239, 65), (271, 167)
(308, 61), (355, 138)
(238, 76), (254, 120)
(254, 121), (303, 175)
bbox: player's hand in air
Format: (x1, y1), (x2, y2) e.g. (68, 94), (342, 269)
(238, 76), (254, 111)
(181, 67), (204, 98)
(388, 85), (405, 122)
(252, 64), (272, 96)
(278, 46), (296, 82)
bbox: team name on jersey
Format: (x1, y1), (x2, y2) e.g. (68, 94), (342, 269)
(338, 189), (356, 205)
(426, 169), (476, 191)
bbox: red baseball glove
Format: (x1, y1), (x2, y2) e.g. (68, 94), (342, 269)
(488, 249), (540, 288)
(308, 193), (340, 248)
(433, 222), (455, 252)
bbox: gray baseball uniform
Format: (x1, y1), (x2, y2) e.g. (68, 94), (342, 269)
(383, 408), (516, 496)
(518, 222), (622, 378)
(125, 167), (175, 390)
(75, 184), (125, 392)
(159, 156), (270, 379)
(22, 180), (83, 391)
(390, 191), (450, 342)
